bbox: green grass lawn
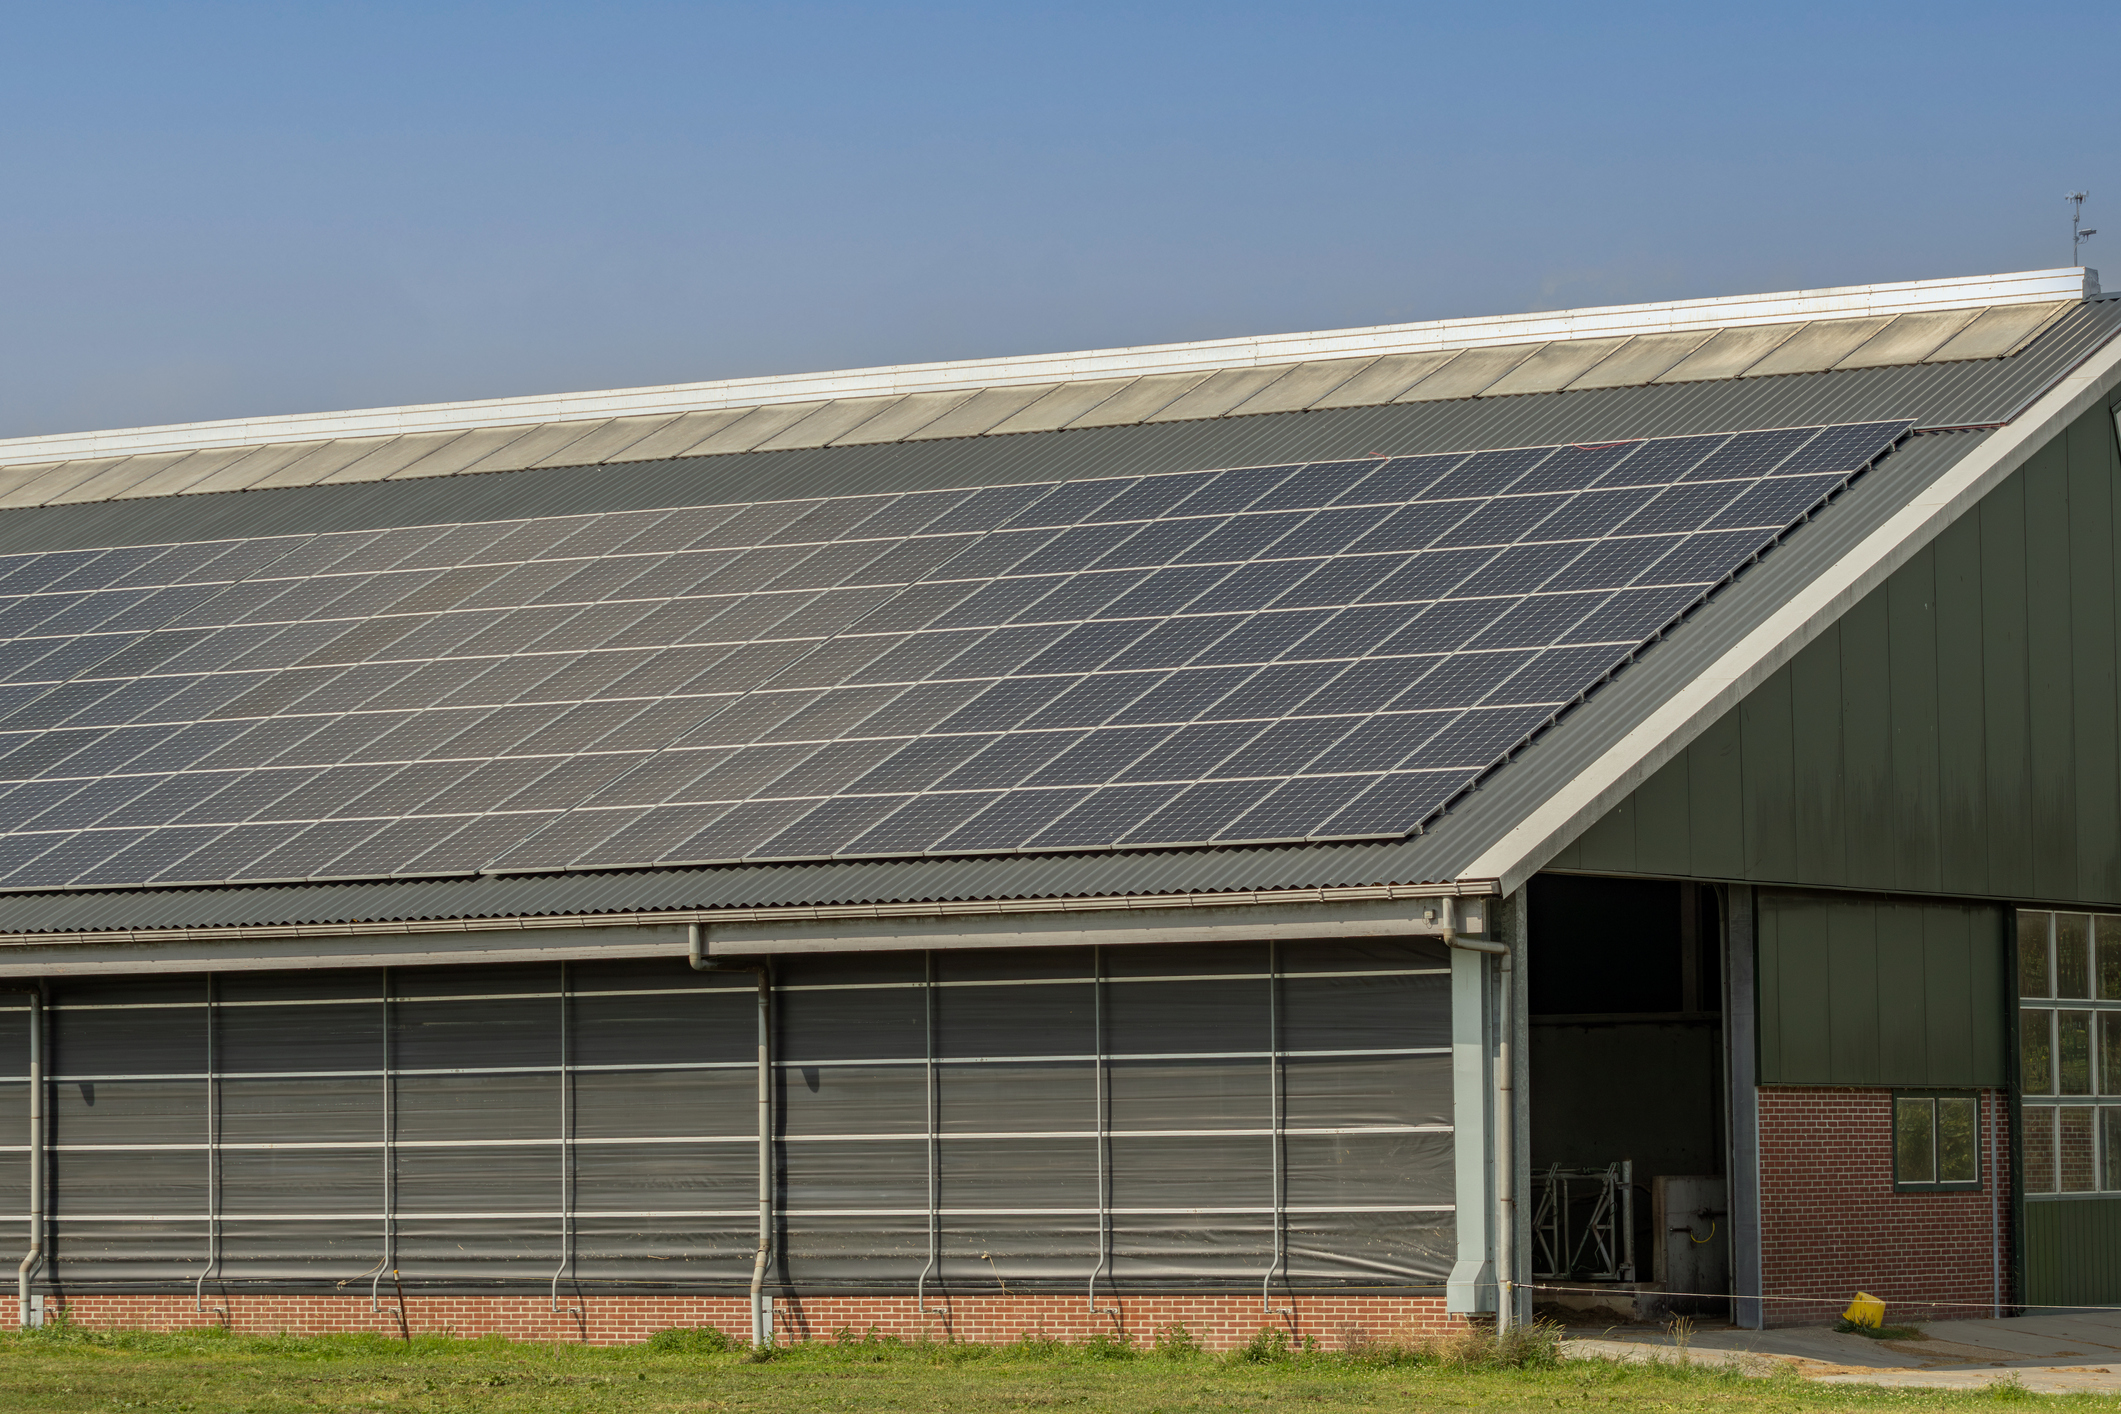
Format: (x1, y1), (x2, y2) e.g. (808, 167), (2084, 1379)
(0, 1322), (2083, 1413)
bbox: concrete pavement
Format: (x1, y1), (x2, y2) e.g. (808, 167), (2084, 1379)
(1561, 1309), (2121, 1392)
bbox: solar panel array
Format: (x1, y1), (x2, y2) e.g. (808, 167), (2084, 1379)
(0, 419), (1909, 890)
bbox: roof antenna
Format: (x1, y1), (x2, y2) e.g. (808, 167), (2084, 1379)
(2068, 191), (2097, 267)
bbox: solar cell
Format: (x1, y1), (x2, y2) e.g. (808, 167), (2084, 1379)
(1208, 715), (1355, 779)
(936, 786), (1093, 852)
(753, 793), (909, 860)
(1315, 770), (1463, 837)
(1216, 775), (1362, 841)
(0, 417), (1910, 887)
(1205, 660), (1345, 719)
(1019, 671), (1163, 729)
(1304, 712), (1446, 774)
(1121, 777), (1275, 843)
(1027, 782), (1183, 848)
(1303, 654), (1441, 714)
(841, 788), (997, 855)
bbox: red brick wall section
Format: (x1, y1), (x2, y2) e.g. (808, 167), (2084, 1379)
(1758, 1086), (2011, 1326)
(0, 1291), (1458, 1351)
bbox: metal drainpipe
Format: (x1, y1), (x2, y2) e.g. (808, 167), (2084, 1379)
(1446, 909), (1512, 1331)
(690, 924), (773, 1349)
(1, 985), (43, 1328)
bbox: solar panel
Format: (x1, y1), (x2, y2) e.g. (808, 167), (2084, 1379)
(0, 418), (1912, 888)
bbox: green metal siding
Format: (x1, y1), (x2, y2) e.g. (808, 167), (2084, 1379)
(1756, 891), (2005, 1086)
(2022, 1199), (2121, 1307)
(1549, 400), (2121, 910)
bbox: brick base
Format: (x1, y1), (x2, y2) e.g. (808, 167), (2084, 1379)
(1759, 1086), (2011, 1326)
(1, 1291), (1458, 1351)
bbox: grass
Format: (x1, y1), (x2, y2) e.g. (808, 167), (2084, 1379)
(0, 1317), (2089, 1413)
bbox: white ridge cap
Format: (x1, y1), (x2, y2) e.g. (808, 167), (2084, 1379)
(0, 267), (2097, 467)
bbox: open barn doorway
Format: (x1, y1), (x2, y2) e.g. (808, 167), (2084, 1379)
(1528, 873), (1728, 1321)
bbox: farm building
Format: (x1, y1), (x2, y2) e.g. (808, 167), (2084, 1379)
(0, 265), (2114, 1344)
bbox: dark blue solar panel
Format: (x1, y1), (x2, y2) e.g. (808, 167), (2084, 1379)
(0, 417), (1910, 886)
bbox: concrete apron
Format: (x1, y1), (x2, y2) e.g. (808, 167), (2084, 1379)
(1564, 1311), (2121, 1392)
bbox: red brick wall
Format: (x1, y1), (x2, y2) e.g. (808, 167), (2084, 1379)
(1758, 1086), (2010, 1326)
(0, 1290), (1457, 1351)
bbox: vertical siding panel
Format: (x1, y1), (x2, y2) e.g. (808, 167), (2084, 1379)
(2025, 1202), (2121, 1307)
(1743, 667), (1798, 882)
(1757, 895), (1785, 1080)
(1874, 902), (1927, 1081)
(1920, 905), (1975, 1087)
(1887, 545), (1943, 894)
(1841, 591), (1896, 891)
(1934, 514), (1990, 894)
(1776, 895), (1835, 1081)
(1791, 628), (1848, 887)
(1687, 708), (1747, 880)
(1826, 899), (1880, 1081)
(2023, 442), (2079, 901)
(1569, 797), (1638, 874)
(2069, 411), (2121, 902)
(1980, 477), (2034, 896)
(1964, 904), (2006, 1084)
(1632, 749), (1692, 874)
(1754, 891), (2004, 1087)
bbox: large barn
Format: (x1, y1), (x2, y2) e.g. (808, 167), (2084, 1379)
(0, 265), (2113, 1343)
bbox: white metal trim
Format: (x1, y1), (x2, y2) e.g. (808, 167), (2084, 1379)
(0, 270), (2093, 466)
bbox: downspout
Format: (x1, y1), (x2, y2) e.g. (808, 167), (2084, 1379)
(0, 986), (42, 1328)
(1445, 905), (1512, 1332)
(691, 924), (773, 1349)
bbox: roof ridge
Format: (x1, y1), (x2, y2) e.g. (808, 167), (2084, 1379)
(0, 268), (2095, 470)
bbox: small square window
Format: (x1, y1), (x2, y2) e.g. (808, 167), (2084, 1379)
(1894, 1091), (1982, 1192)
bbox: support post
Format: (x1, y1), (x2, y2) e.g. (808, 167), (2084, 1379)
(8, 987), (42, 1328)
(691, 925), (774, 1348)
(1447, 934), (1495, 1315)
(1500, 888), (1531, 1330)
(1723, 885), (1762, 1330)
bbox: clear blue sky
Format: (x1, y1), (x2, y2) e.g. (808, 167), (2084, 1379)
(3, 1), (2115, 438)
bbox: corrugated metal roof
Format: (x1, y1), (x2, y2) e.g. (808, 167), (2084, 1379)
(0, 432), (2007, 936)
(0, 299), (2111, 936)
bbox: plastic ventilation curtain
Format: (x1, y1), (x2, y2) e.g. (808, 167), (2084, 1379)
(5, 938), (1453, 1295)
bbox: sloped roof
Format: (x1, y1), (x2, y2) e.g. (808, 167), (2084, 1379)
(0, 271), (2113, 937)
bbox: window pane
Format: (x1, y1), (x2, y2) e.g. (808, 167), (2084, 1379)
(1937, 1097), (1977, 1183)
(2025, 1107), (2057, 1193)
(2099, 917), (2121, 1001)
(2023, 1008), (2054, 1094)
(2020, 912), (2053, 999)
(2062, 1106), (2098, 1192)
(2059, 915), (2092, 999)
(2103, 1109), (2121, 1193)
(1895, 1097), (1936, 1183)
(2061, 1011), (2095, 1095)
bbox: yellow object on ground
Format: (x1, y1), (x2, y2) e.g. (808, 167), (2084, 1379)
(1843, 1292), (1886, 1328)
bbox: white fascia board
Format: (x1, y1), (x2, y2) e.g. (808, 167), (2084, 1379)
(0, 269), (2095, 468)
(1459, 324), (2121, 896)
(704, 895), (1463, 956)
